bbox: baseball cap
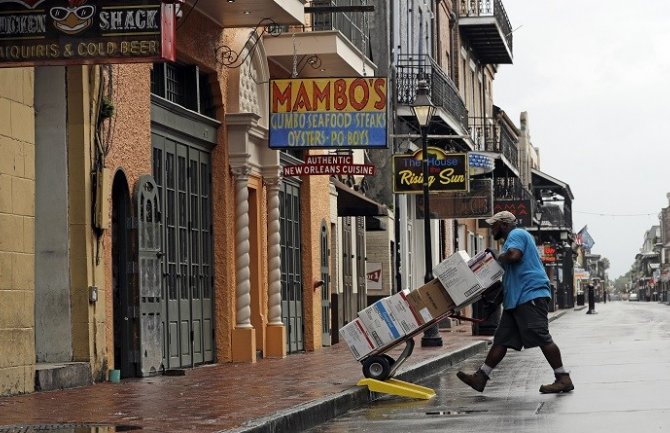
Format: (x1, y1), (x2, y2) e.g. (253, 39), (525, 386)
(485, 211), (517, 225)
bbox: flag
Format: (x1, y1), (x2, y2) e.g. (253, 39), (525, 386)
(576, 225), (595, 249)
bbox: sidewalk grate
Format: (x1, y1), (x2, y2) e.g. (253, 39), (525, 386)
(0, 425), (141, 433)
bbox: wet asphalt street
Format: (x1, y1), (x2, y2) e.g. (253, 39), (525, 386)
(305, 301), (670, 433)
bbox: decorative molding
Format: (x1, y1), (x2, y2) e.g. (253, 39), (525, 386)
(235, 174), (252, 328)
(215, 18), (282, 69)
(231, 164), (252, 178)
(266, 179), (283, 325)
(239, 58), (260, 114)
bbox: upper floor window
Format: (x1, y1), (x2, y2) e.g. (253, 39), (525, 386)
(151, 62), (215, 119)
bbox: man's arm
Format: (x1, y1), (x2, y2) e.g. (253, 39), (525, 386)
(498, 248), (522, 265)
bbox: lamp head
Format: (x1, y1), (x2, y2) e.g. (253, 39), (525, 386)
(411, 79), (435, 127)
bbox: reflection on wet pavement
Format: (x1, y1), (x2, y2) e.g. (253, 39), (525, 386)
(0, 424), (141, 433)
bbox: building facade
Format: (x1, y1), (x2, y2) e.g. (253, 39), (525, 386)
(0, 0), (393, 395)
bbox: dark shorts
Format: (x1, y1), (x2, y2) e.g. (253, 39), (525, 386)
(493, 297), (553, 350)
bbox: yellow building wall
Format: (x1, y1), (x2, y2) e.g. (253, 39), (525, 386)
(66, 67), (108, 377)
(0, 68), (36, 395)
(301, 150), (331, 351)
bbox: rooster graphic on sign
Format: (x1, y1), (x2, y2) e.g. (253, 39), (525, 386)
(49, 0), (96, 35)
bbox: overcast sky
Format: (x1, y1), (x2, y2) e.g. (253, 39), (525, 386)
(493, 0), (670, 279)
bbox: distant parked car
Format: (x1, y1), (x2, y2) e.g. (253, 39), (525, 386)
(629, 293), (639, 301)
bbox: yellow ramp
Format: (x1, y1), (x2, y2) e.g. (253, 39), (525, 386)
(357, 377), (436, 400)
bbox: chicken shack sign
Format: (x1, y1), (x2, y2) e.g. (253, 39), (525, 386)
(0, 0), (176, 67)
(269, 77), (388, 149)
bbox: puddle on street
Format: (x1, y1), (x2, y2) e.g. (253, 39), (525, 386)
(0, 425), (141, 433)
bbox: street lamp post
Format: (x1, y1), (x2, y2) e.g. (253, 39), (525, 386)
(412, 79), (442, 347)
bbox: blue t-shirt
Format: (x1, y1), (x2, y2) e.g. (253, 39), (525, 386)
(500, 228), (551, 309)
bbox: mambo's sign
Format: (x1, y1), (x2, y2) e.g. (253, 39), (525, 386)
(393, 147), (468, 193)
(269, 77), (387, 149)
(0, 0), (175, 67)
(283, 154), (376, 177)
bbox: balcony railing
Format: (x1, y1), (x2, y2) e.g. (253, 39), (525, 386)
(459, 0), (513, 63)
(311, 0), (371, 59)
(494, 177), (530, 201)
(395, 54), (468, 131)
(538, 202), (573, 230)
(469, 116), (518, 170)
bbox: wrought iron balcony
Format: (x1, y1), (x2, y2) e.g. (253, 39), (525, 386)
(537, 202), (573, 231)
(311, 0), (371, 60)
(494, 177), (530, 201)
(395, 55), (468, 132)
(469, 116), (518, 170)
(492, 177), (533, 227)
(459, 0), (513, 64)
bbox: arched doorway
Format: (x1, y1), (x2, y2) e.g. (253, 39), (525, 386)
(112, 170), (136, 378)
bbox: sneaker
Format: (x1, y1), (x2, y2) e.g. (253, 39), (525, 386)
(456, 369), (489, 392)
(539, 373), (574, 394)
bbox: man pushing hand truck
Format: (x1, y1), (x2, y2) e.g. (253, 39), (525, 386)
(456, 211), (574, 394)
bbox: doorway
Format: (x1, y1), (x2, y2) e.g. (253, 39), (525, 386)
(320, 222), (331, 346)
(112, 171), (135, 377)
(152, 132), (214, 369)
(280, 180), (304, 353)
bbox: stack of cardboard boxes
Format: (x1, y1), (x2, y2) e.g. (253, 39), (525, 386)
(339, 250), (504, 361)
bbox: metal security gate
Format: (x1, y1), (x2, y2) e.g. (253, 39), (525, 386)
(136, 176), (162, 376)
(280, 181), (304, 353)
(152, 134), (213, 369)
(320, 222), (331, 346)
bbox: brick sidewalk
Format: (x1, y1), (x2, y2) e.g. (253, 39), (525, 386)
(0, 325), (489, 433)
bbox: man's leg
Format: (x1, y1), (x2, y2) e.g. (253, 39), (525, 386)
(456, 344), (507, 392)
(484, 343), (507, 369)
(457, 308), (521, 393)
(540, 341), (564, 369)
(539, 340), (574, 393)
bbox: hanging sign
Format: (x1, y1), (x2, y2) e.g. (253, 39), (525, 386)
(574, 267), (590, 281)
(0, 0), (176, 67)
(494, 199), (532, 227)
(269, 77), (388, 149)
(282, 155), (376, 176)
(468, 152), (495, 175)
(540, 244), (558, 263)
(416, 179), (493, 219)
(393, 147), (468, 194)
(366, 262), (383, 291)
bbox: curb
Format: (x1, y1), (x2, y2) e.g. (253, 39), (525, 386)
(221, 341), (488, 433)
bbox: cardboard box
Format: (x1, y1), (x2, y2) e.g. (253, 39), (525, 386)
(468, 250), (504, 289)
(358, 300), (404, 347)
(338, 318), (377, 360)
(433, 250), (485, 308)
(405, 279), (456, 324)
(383, 290), (422, 334)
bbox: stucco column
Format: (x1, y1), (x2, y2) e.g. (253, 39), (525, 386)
(231, 166), (255, 362)
(265, 177), (286, 358)
(266, 177), (283, 325)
